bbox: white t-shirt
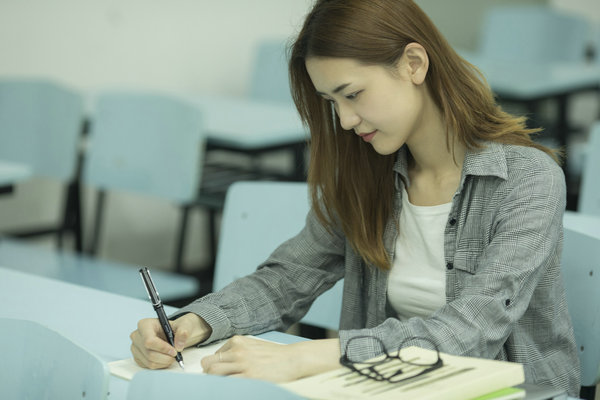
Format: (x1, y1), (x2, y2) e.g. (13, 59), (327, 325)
(387, 187), (451, 320)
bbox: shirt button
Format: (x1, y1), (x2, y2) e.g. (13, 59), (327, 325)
(446, 262), (454, 270)
(449, 217), (457, 226)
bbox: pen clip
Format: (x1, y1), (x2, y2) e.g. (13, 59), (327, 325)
(139, 267), (161, 306)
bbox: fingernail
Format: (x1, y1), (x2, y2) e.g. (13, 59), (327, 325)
(175, 340), (185, 350)
(169, 348), (177, 357)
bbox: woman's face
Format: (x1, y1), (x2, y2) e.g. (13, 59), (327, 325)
(305, 54), (428, 155)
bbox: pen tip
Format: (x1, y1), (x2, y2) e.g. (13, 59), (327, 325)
(179, 360), (185, 370)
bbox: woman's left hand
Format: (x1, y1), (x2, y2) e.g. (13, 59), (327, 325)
(201, 335), (341, 383)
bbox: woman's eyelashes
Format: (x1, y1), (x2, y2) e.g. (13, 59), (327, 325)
(345, 90), (362, 100)
(319, 90), (361, 105)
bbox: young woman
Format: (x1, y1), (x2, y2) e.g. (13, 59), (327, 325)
(130, 0), (580, 395)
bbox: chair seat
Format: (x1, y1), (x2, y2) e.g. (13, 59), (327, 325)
(0, 78), (86, 250)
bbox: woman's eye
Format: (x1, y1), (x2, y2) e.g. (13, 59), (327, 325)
(345, 91), (361, 100)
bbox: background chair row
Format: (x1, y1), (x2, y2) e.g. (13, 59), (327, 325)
(0, 37), (294, 274)
(0, 79), (293, 302)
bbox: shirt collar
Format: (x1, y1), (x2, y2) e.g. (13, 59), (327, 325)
(393, 141), (508, 185)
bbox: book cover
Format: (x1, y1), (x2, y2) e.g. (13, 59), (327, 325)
(280, 346), (525, 400)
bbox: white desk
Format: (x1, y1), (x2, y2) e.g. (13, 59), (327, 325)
(462, 54), (600, 100)
(0, 159), (32, 194)
(86, 93), (309, 181)
(564, 211), (600, 237)
(0, 267), (306, 400)
(191, 95), (307, 150)
(0, 238), (199, 301)
(188, 94), (309, 181)
(193, 95), (308, 181)
(460, 50), (600, 149)
(1, 267), (581, 400)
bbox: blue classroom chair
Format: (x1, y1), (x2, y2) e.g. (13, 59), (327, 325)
(562, 214), (600, 399)
(0, 237), (198, 301)
(127, 370), (304, 400)
(84, 90), (208, 273)
(595, 27), (600, 63)
(478, 5), (590, 63)
(0, 78), (85, 249)
(0, 86), (200, 301)
(244, 38), (307, 181)
(213, 181), (344, 332)
(0, 318), (109, 400)
(86, 90), (288, 276)
(578, 122), (600, 216)
(248, 38), (293, 104)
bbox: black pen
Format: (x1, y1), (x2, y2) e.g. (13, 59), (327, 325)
(139, 267), (185, 369)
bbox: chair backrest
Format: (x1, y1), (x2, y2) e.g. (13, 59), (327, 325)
(85, 90), (205, 203)
(248, 38), (293, 104)
(479, 5), (590, 63)
(562, 213), (600, 387)
(595, 26), (600, 63)
(0, 317), (109, 400)
(127, 370), (304, 400)
(213, 181), (344, 331)
(579, 122), (600, 216)
(0, 79), (84, 180)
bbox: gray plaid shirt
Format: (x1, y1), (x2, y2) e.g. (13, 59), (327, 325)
(176, 141), (580, 396)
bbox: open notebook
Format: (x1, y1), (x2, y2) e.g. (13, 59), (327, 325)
(109, 335), (282, 380)
(110, 339), (230, 380)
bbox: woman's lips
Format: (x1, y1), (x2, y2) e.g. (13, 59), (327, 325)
(359, 130), (377, 143)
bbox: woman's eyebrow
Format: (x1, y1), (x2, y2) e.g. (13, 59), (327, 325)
(316, 83), (351, 97)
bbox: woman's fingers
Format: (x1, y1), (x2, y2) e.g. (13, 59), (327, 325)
(129, 318), (177, 369)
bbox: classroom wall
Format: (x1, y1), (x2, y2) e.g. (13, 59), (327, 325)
(417, 0), (549, 51)
(0, 0), (568, 272)
(551, 0), (600, 23)
(0, 0), (312, 95)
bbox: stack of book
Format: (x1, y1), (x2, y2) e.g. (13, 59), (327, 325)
(280, 346), (547, 400)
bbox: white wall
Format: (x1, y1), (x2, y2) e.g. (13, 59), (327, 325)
(550, 0), (600, 23)
(417, 0), (548, 51)
(551, 0), (600, 54)
(0, 0), (556, 94)
(0, 0), (311, 95)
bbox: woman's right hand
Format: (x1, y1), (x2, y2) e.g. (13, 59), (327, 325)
(130, 312), (212, 369)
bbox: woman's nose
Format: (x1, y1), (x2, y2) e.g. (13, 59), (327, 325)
(336, 104), (361, 131)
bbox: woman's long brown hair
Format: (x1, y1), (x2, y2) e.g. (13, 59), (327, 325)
(289, 0), (560, 270)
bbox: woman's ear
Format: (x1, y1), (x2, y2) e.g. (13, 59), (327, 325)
(398, 42), (429, 85)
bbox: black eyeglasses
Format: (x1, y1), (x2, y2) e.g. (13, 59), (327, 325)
(339, 336), (443, 384)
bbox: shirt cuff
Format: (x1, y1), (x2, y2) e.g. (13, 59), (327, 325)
(170, 302), (233, 345)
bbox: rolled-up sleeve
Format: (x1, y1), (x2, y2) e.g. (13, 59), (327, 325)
(172, 207), (346, 344)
